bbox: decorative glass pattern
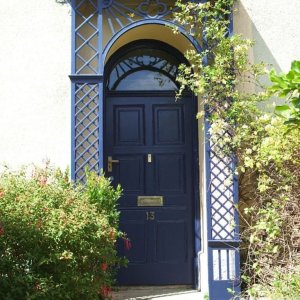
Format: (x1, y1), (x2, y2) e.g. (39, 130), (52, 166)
(74, 83), (99, 181)
(107, 47), (180, 90)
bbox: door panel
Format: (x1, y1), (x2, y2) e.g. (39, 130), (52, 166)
(119, 218), (148, 263)
(155, 153), (185, 194)
(114, 154), (145, 194)
(114, 105), (145, 146)
(156, 220), (187, 263)
(105, 95), (195, 285)
(153, 105), (184, 145)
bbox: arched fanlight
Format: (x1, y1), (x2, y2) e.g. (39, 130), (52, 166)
(106, 46), (182, 91)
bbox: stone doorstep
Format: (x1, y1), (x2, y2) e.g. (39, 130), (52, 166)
(112, 286), (205, 300)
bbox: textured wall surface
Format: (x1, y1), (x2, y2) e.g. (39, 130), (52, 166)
(234, 0), (300, 72)
(0, 0), (71, 169)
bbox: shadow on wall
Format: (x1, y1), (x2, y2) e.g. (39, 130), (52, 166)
(251, 18), (282, 102)
(234, 2), (284, 109)
(236, 1), (282, 73)
(252, 27), (282, 74)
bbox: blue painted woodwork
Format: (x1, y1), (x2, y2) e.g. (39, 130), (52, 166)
(104, 41), (197, 285)
(204, 7), (241, 299)
(102, 1), (177, 49)
(205, 119), (241, 298)
(70, 0), (103, 180)
(105, 94), (195, 284)
(70, 1), (240, 298)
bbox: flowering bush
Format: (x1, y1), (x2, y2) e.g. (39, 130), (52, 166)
(0, 165), (123, 299)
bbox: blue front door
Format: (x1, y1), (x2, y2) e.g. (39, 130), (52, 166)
(105, 93), (195, 285)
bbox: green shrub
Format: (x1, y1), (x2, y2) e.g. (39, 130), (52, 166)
(270, 60), (300, 129)
(0, 165), (123, 299)
(270, 268), (300, 299)
(249, 267), (300, 300)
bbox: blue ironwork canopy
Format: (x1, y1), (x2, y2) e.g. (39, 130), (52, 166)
(69, 1), (240, 299)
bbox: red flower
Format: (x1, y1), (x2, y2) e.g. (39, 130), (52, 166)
(123, 237), (132, 250)
(101, 263), (108, 271)
(101, 286), (112, 298)
(0, 226), (4, 236)
(0, 190), (4, 198)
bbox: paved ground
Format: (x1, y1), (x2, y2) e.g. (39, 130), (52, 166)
(112, 286), (206, 300)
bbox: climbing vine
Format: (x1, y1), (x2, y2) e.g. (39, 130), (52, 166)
(174, 0), (300, 298)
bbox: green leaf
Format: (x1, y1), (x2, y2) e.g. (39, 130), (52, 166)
(284, 118), (300, 125)
(275, 105), (291, 119)
(286, 70), (295, 80)
(279, 88), (292, 97)
(291, 97), (300, 108)
(291, 60), (300, 73)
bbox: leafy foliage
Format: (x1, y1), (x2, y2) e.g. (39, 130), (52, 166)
(237, 113), (300, 298)
(0, 165), (123, 299)
(270, 60), (300, 129)
(174, 0), (300, 298)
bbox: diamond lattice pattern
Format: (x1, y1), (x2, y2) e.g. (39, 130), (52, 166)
(75, 83), (99, 181)
(210, 142), (235, 240)
(75, 0), (99, 74)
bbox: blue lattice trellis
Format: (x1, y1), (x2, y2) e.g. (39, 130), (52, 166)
(74, 83), (100, 180)
(210, 143), (236, 240)
(71, 0), (102, 181)
(74, 0), (100, 74)
(205, 118), (240, 298)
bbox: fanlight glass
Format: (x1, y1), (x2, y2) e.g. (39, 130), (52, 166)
(107, 48), (181, 91)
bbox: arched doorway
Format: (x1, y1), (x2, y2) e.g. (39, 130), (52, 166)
(104, 40), (199, 285)
(71, 1), (241, 297)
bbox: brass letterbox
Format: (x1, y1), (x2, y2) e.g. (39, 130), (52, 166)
(137, 196), (164, 207)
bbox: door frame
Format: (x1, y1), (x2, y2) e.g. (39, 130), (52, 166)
(103, 40), (201, 287)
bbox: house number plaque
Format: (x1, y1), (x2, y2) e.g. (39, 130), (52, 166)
(146, 211), (155, 220)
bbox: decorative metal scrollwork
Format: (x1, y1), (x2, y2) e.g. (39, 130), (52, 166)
(103, 0), (113, 9)
(107, 49), (180, 90)
(102, 0), (175, 49)
(138, 0), (168, 18)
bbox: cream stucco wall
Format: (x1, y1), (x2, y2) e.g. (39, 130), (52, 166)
(0, 0), (71, 169)
(234, 0), (300, 73)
